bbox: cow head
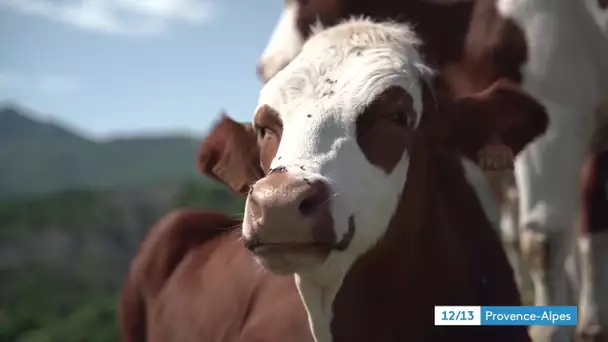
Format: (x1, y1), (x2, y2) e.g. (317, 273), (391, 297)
(248, 18), (550, 277)
(206, 18), (547, 279)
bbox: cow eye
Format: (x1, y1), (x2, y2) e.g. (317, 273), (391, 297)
(371, 86), (415, 128)
(390, 110), (413, 127)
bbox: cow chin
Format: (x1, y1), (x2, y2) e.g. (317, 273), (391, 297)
(241, 219), (334, 275)
(250, 244), (332, 275)
(241, 209), (360, 275)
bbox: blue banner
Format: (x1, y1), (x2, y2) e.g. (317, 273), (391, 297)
(481, 306), (577, 326)
(434, 306), (578, 326)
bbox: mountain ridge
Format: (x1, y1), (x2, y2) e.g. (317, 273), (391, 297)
(0, 104), (206, 198)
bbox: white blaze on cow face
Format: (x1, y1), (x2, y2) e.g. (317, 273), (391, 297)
(257, 0), (305, 83)
(244, 18), (432, 283)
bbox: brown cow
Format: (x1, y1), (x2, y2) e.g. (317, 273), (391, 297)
(118, 210), (313, 342)
(117, 18), (552, 342)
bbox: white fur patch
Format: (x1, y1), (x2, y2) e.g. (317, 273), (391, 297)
(246, 18), (434, 342)
(577, 230), (608, 338)
(257, 0), (305, 82)
(461, 157), (501, 232)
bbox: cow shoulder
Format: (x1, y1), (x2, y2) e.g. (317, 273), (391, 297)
(118, 210), (241, 342)
(131, 209), (240, 297)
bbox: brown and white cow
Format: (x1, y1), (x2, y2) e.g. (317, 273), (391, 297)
(192, 18), (548, 342)
(256, 1), (608, 341)
(119, 19), (550, 342)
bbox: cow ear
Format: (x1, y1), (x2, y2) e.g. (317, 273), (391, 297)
(450, 78), (549, 162)
(197, 113), (264, 194)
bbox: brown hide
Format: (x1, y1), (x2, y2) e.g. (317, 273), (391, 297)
(118, 210), (312, 342)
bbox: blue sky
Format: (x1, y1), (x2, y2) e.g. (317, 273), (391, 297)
(0, 0), (281, 139)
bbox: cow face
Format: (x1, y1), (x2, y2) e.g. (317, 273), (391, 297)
(241, 18), (549, 277)
(245, 19), (428, 276)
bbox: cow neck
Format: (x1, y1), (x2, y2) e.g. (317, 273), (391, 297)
(328, 129), (525, 341)
(328, 126), (432, 342)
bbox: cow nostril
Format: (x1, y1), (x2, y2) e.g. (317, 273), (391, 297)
(299, 197), (318, 216)
(298, 181), (330, 216)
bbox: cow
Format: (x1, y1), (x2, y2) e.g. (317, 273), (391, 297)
(158, 18), (553, 342)
(256, 1), (608, 342)
(118, 210), (313, 342)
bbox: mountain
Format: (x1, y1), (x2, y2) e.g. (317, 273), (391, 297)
(0, 105), (203, 198)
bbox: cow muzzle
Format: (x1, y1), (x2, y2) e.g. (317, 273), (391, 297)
(243, 171), (342, 274)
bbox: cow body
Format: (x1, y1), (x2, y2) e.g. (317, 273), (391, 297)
(308, 143), (530, 342)
(257, 1), (608, 341)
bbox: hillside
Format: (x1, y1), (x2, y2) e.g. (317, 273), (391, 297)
(0, 105), (202, 198)
(0, 179), (245, 342)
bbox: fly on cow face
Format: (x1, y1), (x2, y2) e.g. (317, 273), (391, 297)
(243, 18), (432, 276)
